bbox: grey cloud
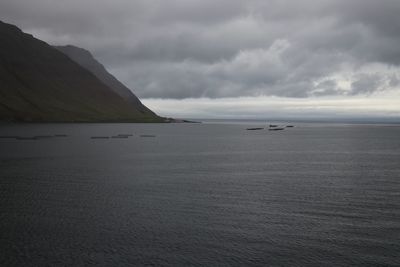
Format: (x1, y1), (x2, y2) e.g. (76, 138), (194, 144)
(389, 74), (400, 87)
(311, 80), (341, 97)
(350, 72), (398, 96)
(1, 0), (400, 99)
(350, 74), (383, 95)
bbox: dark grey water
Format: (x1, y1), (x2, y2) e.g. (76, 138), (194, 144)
(0, 122), (399, 266)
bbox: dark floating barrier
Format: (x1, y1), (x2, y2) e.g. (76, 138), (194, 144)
(16, 137), (38, 140)
(1, 134), (70, 140)
(246, 127), (264, 130)
(0, 136), (18, 139)
(286, 125), (294, 128)
(269, 124), (279, 128)
(34, 135), (53, 139)
(90, 136), (110, 139)
(117, 134), (133, 137)
(269, 128), (285, 131)
(140, 135), (156, 138)
(111, 136), (128, 138)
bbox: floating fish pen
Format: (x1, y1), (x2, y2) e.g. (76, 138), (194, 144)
(246, 127), (264, 130)
(16, 137), (38, 140)
(34, 135), (53, 139)
(0, 136), (18, 139)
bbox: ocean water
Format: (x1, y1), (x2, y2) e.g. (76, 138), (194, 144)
(0, 122), (399, 266)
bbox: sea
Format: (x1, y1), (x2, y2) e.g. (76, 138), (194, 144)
(0, 121), (399, 266)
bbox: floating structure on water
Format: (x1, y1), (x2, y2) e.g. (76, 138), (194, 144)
(34, 135), (53, 139)
(0, 136), (18, 139)
(246, 127), (264, 131)
(111, 135), (129, 138)
(15, 137), (38, 140)
(266, 123), (296, 131)
(113, 134), (133, 138)
(1, 134), (70, 140)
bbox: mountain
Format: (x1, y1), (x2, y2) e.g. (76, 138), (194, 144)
(54, 45), (155, 115)
(0, 20), (163, 122)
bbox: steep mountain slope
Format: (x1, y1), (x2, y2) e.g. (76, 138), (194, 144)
(55, 45), (155, 115)
(0, 20), (162, 122)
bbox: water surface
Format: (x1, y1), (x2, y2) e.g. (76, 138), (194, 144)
(0, 122), (399, 266)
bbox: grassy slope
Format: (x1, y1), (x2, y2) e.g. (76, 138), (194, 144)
(0, 21), (163, 122)
(55, 45), (156, 116)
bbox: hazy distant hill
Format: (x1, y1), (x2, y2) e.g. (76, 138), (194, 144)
(0, 20), (162, 122)
(55, 45), (155, 115)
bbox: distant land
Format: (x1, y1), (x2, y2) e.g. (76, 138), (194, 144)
(0, 20), (164, 122)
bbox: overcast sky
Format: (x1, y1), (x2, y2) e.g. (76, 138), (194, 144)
(1, 0), (400, 120)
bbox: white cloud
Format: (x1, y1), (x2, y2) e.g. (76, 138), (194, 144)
(143, 89), (400, 120)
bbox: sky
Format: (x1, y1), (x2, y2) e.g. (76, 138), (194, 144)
(1, 0), (400, 120)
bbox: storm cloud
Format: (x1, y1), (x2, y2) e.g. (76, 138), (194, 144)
(1, 0), (400, 99)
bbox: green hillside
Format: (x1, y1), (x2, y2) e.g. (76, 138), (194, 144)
(0, 21), (163, 122)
